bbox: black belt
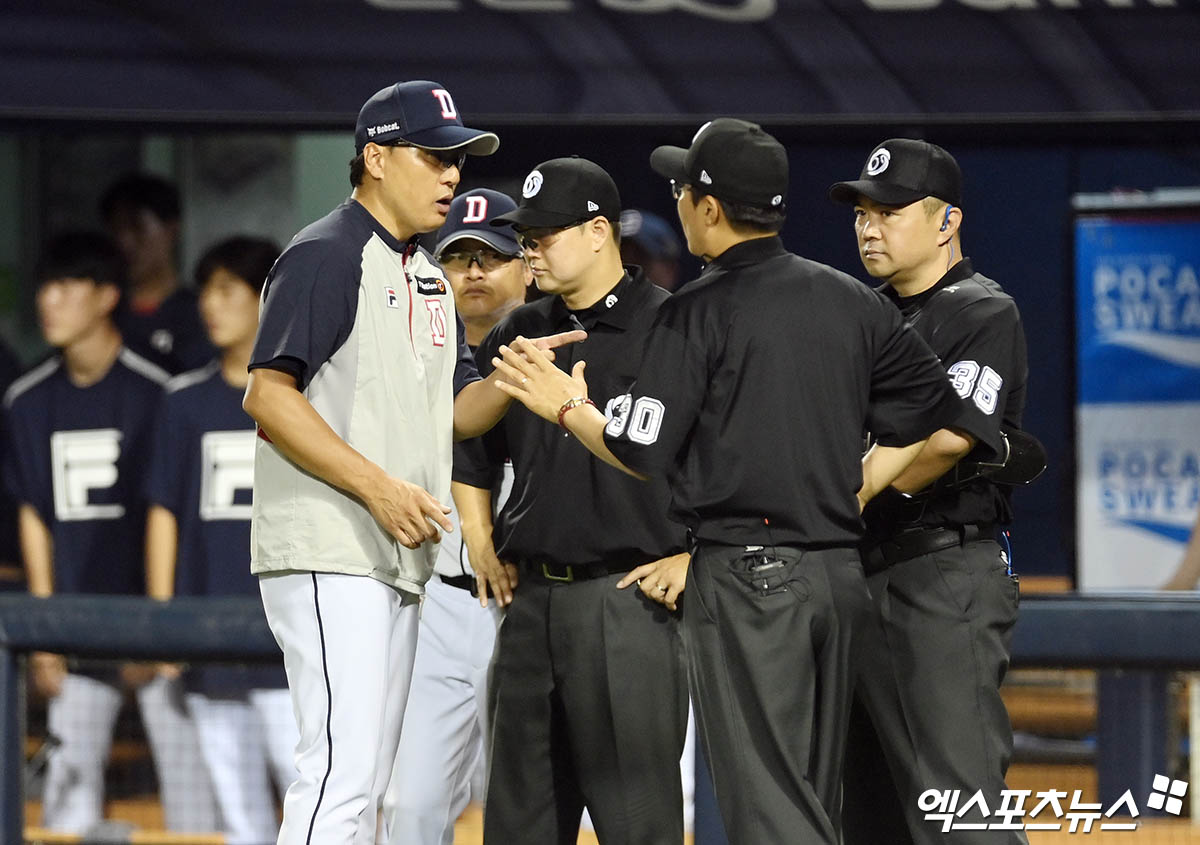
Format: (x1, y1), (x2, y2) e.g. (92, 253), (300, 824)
(520, 560), (629, 584)
(438, 573), (478, 597)
(860, 524), (994, 576)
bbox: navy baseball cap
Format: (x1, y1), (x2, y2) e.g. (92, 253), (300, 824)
(354, 81), (499, 157)
(491, 157), (621, 229)
(829, 139), (962, 207)
(619, 209), (681, 260)
(650, 118), (788, 210)
(434, 189), (522, 258)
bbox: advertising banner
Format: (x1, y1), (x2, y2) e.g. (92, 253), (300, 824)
(1075, 210), (1200, 590)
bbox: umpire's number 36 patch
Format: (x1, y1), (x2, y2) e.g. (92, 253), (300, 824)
(604, 393), (665, 444)
(948, 360), (1003, 415)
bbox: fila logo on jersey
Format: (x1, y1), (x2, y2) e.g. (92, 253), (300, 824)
(385, 286), (400, 308)
(867, 148), (891, 176)
(200, 430), (254, 521)
(523, 170), (544, 198)
(50, 429), (124, 521)
(463, 195), (489, 223)
(416, 276), (448, 295)
(431, 88), (458, 119)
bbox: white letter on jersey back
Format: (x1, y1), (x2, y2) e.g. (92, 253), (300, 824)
(51, 429), (124, 521)
(200, 431), (256, 521)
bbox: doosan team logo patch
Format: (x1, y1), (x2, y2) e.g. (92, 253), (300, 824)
(415, 276), (447, 295)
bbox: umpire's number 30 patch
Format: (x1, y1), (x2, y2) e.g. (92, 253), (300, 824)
(948, 360), (1003, 415)
(604, 393), (665, 444)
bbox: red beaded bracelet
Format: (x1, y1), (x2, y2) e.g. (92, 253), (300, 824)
(557, 396), (596, 430)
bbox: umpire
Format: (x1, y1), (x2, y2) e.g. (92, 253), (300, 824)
(491, 120), (961, 843)
(456, 157), (689, 844)
(830, 139), (1029, 844)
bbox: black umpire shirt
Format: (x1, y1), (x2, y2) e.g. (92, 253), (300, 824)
(602, 236), (961, 549)
(863, 259), (1028, 540)
(455, 267), (685, 569)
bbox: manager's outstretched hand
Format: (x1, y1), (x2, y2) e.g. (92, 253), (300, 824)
(493, 336), (591, 424)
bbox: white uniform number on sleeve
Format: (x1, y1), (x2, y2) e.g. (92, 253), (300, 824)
(947, 360), (1003, 416)
(604, 394), (665, 444)
(604, 394), (633, 437)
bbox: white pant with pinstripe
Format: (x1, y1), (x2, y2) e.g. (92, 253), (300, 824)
(259, 571), (419, 845)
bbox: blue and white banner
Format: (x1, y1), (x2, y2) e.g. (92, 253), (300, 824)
(1076, 215), (1200, 590)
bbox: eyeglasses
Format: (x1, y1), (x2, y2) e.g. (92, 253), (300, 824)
(670, 180), (688, 200)
(439, 248), (518, 272)
(515, 223), (582, 252)
(387, 141), (467, 173)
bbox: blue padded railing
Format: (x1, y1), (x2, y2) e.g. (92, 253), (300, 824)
(3, 592), (1200, 844)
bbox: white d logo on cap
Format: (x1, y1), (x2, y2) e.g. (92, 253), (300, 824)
(866, 148), (891, 176)
(523, 170), (544, 199)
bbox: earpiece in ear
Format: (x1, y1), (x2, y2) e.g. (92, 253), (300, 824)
(940, 205), (955, 232)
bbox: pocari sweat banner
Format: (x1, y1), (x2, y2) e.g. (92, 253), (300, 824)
(1076, 214), (1200, 590)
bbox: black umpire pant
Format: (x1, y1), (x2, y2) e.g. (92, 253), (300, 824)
(681, 543), (871, 844)
(843, 537), (1026, 845)
(483, 570), (687, 845)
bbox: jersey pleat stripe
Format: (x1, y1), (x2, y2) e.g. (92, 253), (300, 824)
(2, 356), (60, 408)
(118, 347), (171, 385)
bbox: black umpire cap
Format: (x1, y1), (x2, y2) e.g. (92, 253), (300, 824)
(829, 139), (962, 207)
(650, 118), (788, 210)
(491, 157), (621, 229)
(354, 80), (499, 157)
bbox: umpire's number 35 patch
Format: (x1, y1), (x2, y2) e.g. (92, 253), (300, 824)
(604, 393), (665, 444)
(948, 360), (1003, 415)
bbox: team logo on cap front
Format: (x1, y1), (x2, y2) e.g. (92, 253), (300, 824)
(431, 89), (458, 120)
(523, 170), (544, 199)
(462, 195), (488, 224)
(866, 148), (891, 176)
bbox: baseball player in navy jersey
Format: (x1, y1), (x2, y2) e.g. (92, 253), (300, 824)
(383, 188), (530, 844)
(101, 174), (215, 374)
(4, 232), (215, 835)
(242, 82), (581, 845)
(145, 236), (298, 845)
(830, 139), (1029, 844)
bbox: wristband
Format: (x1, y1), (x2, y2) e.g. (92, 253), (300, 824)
(557, 396), (596, 430)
